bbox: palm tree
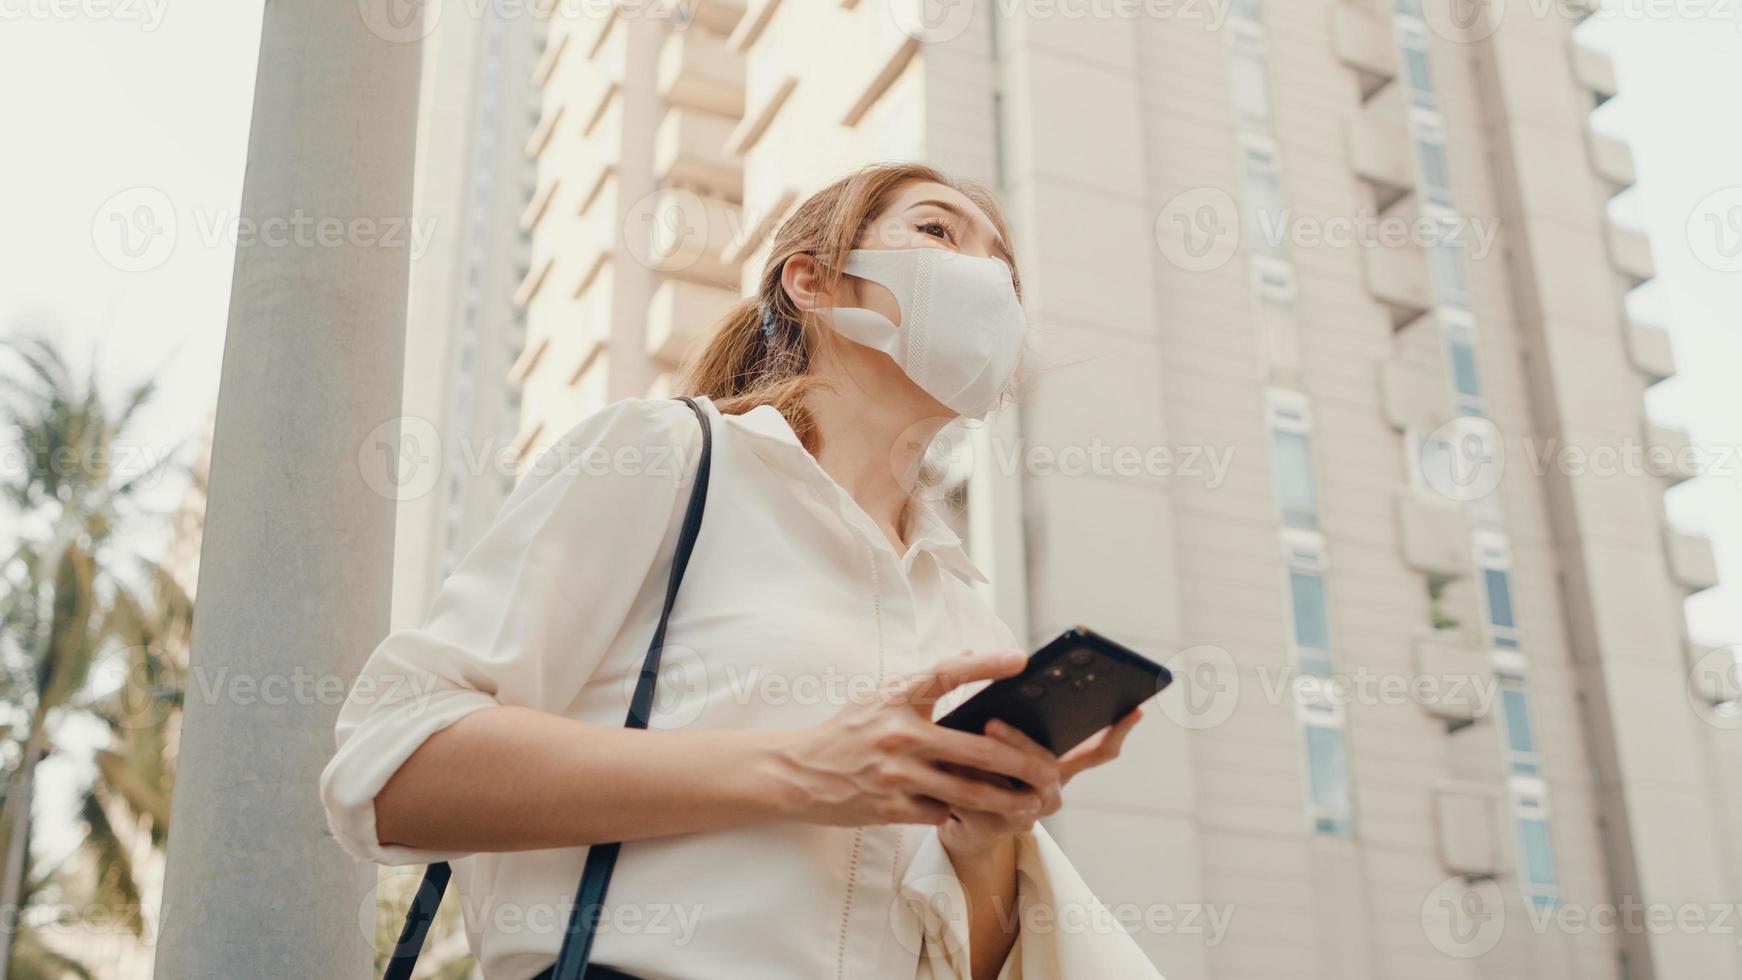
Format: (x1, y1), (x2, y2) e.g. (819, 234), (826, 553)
(0, 334), (193, 979)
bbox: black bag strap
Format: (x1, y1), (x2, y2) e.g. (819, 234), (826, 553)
(383, 397), (713, 980)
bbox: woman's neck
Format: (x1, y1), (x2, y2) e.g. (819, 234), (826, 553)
(804, 352), (949, 552)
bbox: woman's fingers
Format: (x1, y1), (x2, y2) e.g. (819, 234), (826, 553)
(895, 760), (1045, 815)
(921, 723), (1059, 788)
(901, 649), (1027, 708)
(1059, 706), (1143, 780)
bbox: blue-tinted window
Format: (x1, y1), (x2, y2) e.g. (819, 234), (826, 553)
(1418, 137), (1452, 204)
(1290, 570), (1332, 651)
(1448, 338), (1482, 400)
(1305, 725), (1352, 836)
(1484, 567), (1516, 631)
(1273, 429), (1317, 527)
(1519, 817), (1558, 896)
(1502, 687), (1536, 756)
(1404, 48), (1435, 106)
(1431, 241), (1468, 307)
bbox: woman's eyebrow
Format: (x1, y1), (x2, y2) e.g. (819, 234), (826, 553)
(908, 198), (1013, 265)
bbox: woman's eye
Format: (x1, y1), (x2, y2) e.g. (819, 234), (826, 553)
(917, 220), (952, 241)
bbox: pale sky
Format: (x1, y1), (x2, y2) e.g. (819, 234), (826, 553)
(2, 2), (1740, 864)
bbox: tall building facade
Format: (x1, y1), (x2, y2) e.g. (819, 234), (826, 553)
(505, 2), (1740, 977)
(391, 3), (542, 630)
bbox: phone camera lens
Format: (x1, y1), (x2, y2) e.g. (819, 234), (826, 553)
(1044, 664), (1069, 684)
(1068, 649), (1094, 667)
(1070, 678), (1089, 692)
(1021, 683), (1045, 699)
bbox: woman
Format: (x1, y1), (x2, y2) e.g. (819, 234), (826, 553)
(320, 164), (1163, 980)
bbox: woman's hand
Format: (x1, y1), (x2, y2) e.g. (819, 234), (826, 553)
(938, 707), (1144, 859)
(771, 650), (1061, 828)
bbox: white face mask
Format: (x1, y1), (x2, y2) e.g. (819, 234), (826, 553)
(814, 248), (1026, 420)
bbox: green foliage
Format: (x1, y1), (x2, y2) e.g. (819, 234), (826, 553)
(0, 333), (194, 978)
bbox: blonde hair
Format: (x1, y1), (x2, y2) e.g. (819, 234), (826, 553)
(677, 163), (1020, 454)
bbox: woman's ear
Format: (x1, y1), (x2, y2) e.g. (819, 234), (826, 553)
(780, 253), (828, 312)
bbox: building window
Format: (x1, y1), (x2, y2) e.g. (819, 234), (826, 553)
(1290, 570), (1333, 656)
(1304, 720), (1353, 837)
(1513, 790), (1560, 908)
(1268, 391), (1318, 529)
(1412, 112), (1454, 206)
(1399, 30), (1436, 108)
(1475, 532), (1521, 650)
(1500, 683), (1540, 775)
(1230, 46), (1273, 127)
(1241, 137), (1286, 256)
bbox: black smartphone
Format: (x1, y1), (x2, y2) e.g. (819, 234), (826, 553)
(936, 626), (1172, 756)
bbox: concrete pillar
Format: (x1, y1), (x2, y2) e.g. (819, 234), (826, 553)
(152, 4), (422, 977)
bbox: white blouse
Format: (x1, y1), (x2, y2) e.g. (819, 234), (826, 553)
(320, 396), (1162, 980)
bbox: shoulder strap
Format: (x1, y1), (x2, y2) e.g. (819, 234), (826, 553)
(383, 397), (713, 980)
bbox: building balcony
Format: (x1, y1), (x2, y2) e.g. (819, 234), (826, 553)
(1435, 782), (1502, 877)
(658, 28), (745, 119)
(1397, 494), (1471, 580)
(654, 106), (743, 201)
(1664, 528), (1719, 593)
(1625, 319), (1676, 381)
(1587, 127), (1636, 192)
(646, 278), (741, 369)
(1646, 423), (1698, 485)
(1415, 633), (1488, 725)
(1364, 242), (1433, 328)
(1329, 3), (1398, 101)
(1570, 43), (1618, 109)
(1607, 224), (1656, 286)
(642, 188), (743, 289)
(672, 0), (746, 35)
(1378, 356), (1450, 432)
(1345, 98), (1413, 211)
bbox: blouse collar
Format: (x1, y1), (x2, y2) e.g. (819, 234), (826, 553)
(716, 401), (990, 586)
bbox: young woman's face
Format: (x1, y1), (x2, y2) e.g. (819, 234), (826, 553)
(849, 181), (1016, 330)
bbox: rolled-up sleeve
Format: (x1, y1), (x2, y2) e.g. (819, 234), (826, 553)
(318, 398), (699, 865)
